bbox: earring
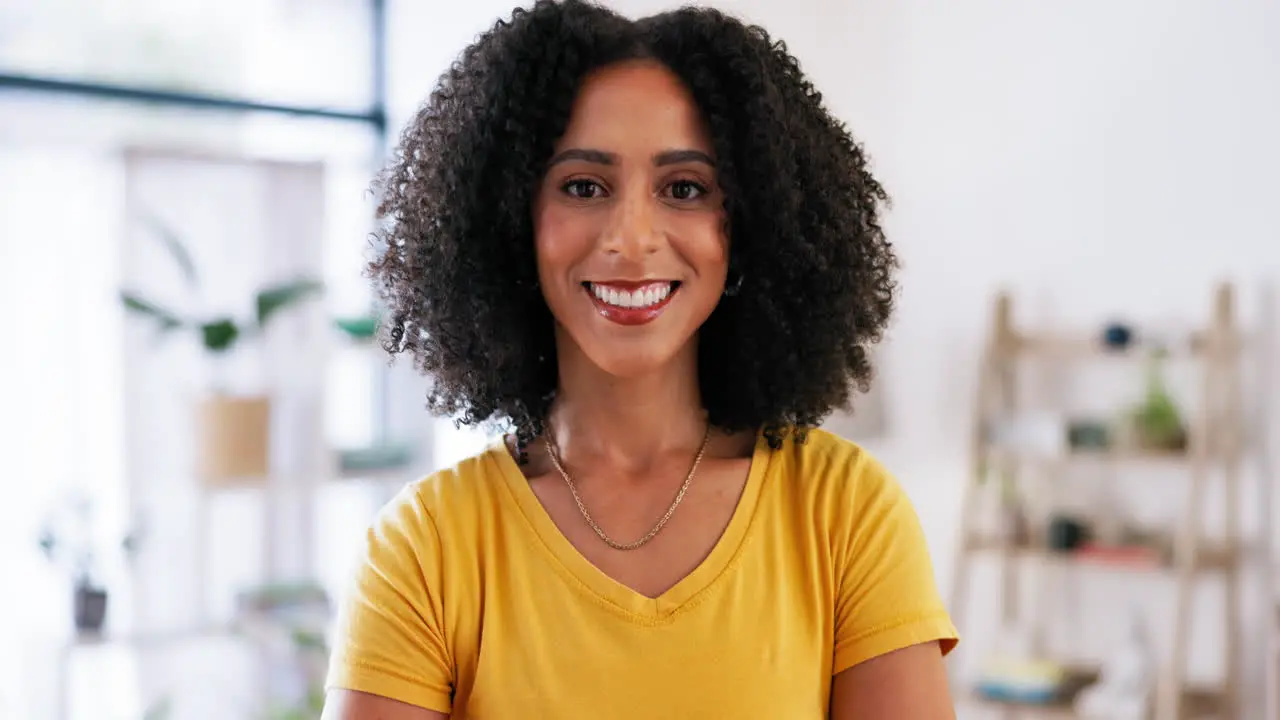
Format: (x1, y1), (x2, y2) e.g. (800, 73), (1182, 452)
(723, 272), (744, 297)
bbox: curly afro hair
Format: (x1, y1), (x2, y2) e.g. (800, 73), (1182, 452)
(371, 0), (897, 451)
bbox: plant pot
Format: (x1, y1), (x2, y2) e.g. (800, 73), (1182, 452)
(74, 584), (108, 634)
(1133, 425), (1187, 454)
(197, 394), (271, 486)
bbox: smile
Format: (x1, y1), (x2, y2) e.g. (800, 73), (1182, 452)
(583, 281), (680, 326)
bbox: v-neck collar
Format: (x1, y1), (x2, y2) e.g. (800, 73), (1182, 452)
(487, 429), (773, 623)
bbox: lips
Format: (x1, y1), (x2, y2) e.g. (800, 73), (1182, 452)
(583, 280), (680, 326)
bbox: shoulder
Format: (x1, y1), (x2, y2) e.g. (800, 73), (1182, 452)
(372, 440), (515, 545)
(763, 427), (920, 551)
(771, 427), (899, 505)
(785, 431), (959, 670)
(412, 442), (510, 510)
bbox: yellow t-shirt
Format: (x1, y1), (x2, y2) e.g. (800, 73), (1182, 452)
(326, 428), (958, 718)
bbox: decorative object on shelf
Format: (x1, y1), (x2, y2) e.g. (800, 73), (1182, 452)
(1102, 321), (1135, 351)
(120, 212), (323, 485)
(987, 412), (1066, 457)
(1070, 542), (1166, 569)
(338, 442), (415, 475)
(1043, 516), (1185, 568)
(73, 582), (108, 634)
(1068, 525), (1177, 568)
(975, 658), (1078, 706)
(1066, 418), (1111, 452)
(37, 492), (145, 634)
(973, 624), (1098, 707)
(197, 394), (272, 482)
(1075, 609), (1154, 719)
(1046, 514), (1090, 552)
(1125, 347), (1187, 453)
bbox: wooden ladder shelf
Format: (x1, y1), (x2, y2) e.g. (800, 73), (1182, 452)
(950, 283), (1249, 720)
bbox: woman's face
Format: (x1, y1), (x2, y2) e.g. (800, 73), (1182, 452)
(533, 60), (728, 380)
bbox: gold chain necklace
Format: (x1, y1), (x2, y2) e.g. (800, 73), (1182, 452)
(545, 425), (712, 551)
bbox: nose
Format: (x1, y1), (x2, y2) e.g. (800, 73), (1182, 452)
(601, 189), (660, 260)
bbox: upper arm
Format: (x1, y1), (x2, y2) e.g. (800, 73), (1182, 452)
(323, 484), (455, 716)
(322, 689), (449, 720)
(830, 642), (955, 719)
(831, 451), (959, 675)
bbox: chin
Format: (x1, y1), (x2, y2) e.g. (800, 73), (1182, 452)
(583, 345), (683, 380)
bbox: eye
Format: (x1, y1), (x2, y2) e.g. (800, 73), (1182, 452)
(664, 180), (708, 201)
(562, 179), (607, 199)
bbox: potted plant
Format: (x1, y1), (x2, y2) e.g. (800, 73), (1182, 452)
(120, 213), (323, 485)
(37, 492), (145, 635)
(234, 581), (331, 720)
(1127, 347), (1187, 453)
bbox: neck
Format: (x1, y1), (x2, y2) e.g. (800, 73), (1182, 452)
(549, 336), (705, 473)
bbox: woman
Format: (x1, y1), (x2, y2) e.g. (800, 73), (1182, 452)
(323, 1), (958, 718)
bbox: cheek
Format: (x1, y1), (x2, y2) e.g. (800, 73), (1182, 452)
(533, 203), (596, 285)
(674, 214), (730, 282)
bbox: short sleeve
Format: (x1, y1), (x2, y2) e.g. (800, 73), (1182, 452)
(325, 483), (454, 713)
(832, 454), (959, 675)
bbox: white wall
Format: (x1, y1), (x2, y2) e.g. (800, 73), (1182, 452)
(387, 0), (1280, 715)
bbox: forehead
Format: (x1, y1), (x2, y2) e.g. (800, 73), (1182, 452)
(556, 60), (713, 153)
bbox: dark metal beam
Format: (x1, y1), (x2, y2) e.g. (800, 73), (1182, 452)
(372, 0), (389, 139)
(0, 72), (387, 132)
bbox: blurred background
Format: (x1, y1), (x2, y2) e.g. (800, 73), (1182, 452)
(1, 1), (1276, 718)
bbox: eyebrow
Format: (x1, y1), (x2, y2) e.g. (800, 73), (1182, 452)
(547, 148), (615, 167)
(654, 149), (716, 168)
(546, 148), (716, 169)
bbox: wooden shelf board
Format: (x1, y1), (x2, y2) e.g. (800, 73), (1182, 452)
(968, 677), (1223, 720)
(64, 624), (241, 649)
(966, 696), (1079, 719)
(984, 446), (1193, 467)
(966, 537), (1239, 572)
(1011, 332), (1206, 360)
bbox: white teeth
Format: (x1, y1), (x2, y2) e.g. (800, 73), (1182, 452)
(591, 282), (673, 309)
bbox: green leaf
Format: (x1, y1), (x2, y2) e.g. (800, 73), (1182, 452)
(200, 318), (240, 353)
(335, 315), (379, 340)
(307, 687), (327, 711)
(256, 279), (324, 330)
(138, 212), (198, 289)
(290, 627), (327, 651)
(120, 291), (184, 331)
